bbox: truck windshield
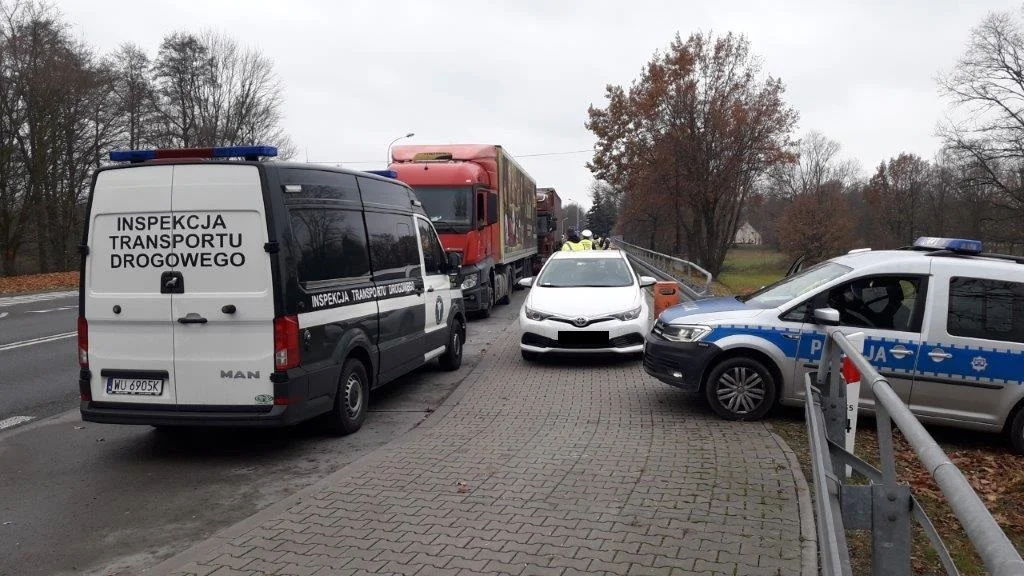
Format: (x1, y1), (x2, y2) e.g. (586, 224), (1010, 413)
(415, 187), (473, 231)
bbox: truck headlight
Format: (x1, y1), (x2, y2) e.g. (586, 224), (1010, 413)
(612, 306), (643, 321)
(524, 306), (551, 321)
(658, 324), (711, 342)
(461, 273), (479, 290)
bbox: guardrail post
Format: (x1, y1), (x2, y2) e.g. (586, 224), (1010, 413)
(872, 484), (913, 576)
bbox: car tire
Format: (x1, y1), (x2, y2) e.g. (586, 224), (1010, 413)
(1010, 406), (1024, 455)
(498, 268), (513, 305)
(521, 350), (539, 362)
(703, 356), (777, 421)
(439, 319), (465, 371)
(324, 359), (369, 436)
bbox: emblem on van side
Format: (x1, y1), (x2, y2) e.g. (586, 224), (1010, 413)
(221, 370), (261, 379)
(971, 356), (987, 372)
(254, 394), (273, 404)
(435, 296), (444, 324)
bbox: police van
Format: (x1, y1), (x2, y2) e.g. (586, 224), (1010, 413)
(644, 237), (1024, 452)
(78, 146), (466, 434)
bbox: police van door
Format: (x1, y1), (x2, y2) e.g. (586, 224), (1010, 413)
(169, 164), (275, 406)
(417, 216), (454, 360)
(85, 166), (178, 405)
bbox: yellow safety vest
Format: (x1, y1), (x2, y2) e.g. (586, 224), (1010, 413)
(580, 239), (593, 250)
(561, 241), (584, 251)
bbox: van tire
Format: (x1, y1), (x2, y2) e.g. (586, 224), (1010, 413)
(703, 356), (777, 421)
(439, 319), (465, 371)
(325, 359), (369, 436)
(1010, 407), (1024, 454)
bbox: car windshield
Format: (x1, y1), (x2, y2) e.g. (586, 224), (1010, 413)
(415, 187), (473, 230)
(739, 261), (851, 308)
(537, 257), (634, 287)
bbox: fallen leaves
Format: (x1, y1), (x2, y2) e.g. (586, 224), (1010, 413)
(0, 271), (78, 295)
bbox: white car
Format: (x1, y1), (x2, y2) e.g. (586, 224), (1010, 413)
(518, 250), (657, 360)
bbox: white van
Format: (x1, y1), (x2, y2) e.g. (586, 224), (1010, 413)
(78, 146), (466, 434)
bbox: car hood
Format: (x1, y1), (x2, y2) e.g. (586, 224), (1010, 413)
(528, 285), (640, 317)
(659, 296), (768, 324)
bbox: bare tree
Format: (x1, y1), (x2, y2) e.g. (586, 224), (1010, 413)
(768, 131), (859, 199)
(108, 43), (155, 150)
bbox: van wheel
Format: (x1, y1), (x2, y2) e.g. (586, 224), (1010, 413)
(325, 359), (369, 435)
(439, 319), (465, 371)
(703, 357), (776, 421)
(1010, 407), (1024, 454)
(497, 269), (513, 305)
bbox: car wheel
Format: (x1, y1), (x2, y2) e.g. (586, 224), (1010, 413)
(521, 350), (539, 362)
(324, 359), (369, 436)
(703, 357), (777, 421)
(498, 268), (513, 304)
(439, 319), (465, 371)
(1010, 406), (1024, 454)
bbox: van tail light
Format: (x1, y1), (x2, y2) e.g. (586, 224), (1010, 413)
(77, 315), (89, 368)
(273, 315), (301, 370)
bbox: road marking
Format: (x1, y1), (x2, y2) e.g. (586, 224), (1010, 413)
(0, 416), (35, 430)
(0, 331), (76, 352)
(0, 290), (77, 308)
(27, 305), (77, 314)
(0, 312), (7, 319)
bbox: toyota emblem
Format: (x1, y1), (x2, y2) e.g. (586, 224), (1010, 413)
(573, 317), (587, 327)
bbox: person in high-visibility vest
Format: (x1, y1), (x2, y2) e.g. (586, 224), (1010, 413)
(561, 229), (585, 251)
(580, 229), (594, 250)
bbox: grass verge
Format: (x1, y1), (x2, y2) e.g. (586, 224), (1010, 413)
(0, 271), (79, 294)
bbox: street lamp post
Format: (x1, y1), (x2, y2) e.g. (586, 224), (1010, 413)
(386, 132), (415, 165)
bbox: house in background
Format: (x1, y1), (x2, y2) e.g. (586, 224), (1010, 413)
(734, 222), (762, 245)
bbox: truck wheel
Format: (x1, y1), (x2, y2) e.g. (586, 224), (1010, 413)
(324, 359), (369, 436)
(497, 268), (513, 305)
(477, 284), (493, 318)
(439, 319), (465, 371)
(1010, 405), (1024, 454)
(703, 357), (777, 421)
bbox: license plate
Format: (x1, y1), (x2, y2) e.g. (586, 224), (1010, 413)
(106, 377), (164, 396)
(558, 331), (609, 347)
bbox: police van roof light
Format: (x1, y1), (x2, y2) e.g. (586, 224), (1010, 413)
(109, 145), (278, 163)
(914, 237), (983, 254)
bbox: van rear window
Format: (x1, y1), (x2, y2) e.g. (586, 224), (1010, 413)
(288, 208), (370, 286)
(947, 277), (1024, 344)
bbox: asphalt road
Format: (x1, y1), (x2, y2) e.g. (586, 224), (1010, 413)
(0, 291), (525, 576)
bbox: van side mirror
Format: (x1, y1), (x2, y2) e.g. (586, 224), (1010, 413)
(639, 276), (657, 288)
(813, 307), (840, 326)
(446, 251), (462, 273)
(487, 192), (499, 225)
(518, 277), (534, 288)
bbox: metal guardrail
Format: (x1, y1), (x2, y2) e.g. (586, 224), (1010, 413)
(609, 237), (713, 296)
(807, 328), (1024, 576)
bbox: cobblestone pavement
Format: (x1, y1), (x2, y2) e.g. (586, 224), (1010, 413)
(158, 323), (810, 576)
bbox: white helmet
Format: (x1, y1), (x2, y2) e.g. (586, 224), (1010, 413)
(582, 229), (593, 239)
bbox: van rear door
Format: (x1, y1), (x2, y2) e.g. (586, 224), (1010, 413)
(169, 164), (275, 406)
(85, 166), (177, 405)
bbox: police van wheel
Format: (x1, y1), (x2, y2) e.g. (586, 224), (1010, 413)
(439, 320), (465, 371)
(1010, 407), (1024, 454)
(703, 357), (776, 421)
(326, 359), (369, 436)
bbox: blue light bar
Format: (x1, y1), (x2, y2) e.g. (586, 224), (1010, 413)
(914, 236), (983, 254)
(366, 170), (398, 179)
(109, 145), (278, 163)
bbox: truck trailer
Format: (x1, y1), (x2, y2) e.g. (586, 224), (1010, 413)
(534, 187), (562, 273)
(390, 144), (537, 317)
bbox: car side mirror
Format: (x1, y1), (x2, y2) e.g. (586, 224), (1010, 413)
(639, 276), (657, 288)
(518, 277), (534, 288)
(813, 307), (840, 326)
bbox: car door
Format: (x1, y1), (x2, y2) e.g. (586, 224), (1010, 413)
(792, 270), (930, 410)
(84, 165), (178, 405)
(911, 272), (1024, 429)
(416, 215), (454, 359)
(364, 210), (426, 382)
(169, 164), (275, 406)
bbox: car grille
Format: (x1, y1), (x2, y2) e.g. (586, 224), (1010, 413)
(550, 316), (613, 328)
(522, 332), (643, 350)
(609, 333), (644, 347)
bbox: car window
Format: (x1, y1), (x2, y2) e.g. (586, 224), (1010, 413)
(358, 177), (413, 209)
(947, 277), (1024, 343)
(280, 169), (360, 203)
(825, 276), (922, 332)
(417, 218), (446, 275)
(365, 212), (421, 281)
(537, 257), (633, 287)
(741, 261), (851, 308)
(287, 208), (370, 287)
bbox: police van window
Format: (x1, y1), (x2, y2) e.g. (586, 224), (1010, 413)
(417, 218), (446, 275)
(826, 276), (921, 332)
(281, 169), (360, 203)
(358, 177), (412, 209)
(365, 212), (421, 281)
(287, 208), (370, 286)
(948, 277), (1024, 343)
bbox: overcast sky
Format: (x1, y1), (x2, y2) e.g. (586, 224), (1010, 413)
(60, 0), (1019, 208)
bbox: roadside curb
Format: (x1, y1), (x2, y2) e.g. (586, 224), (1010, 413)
(769, 426), (818, 576)
(144, 315), (519, 575)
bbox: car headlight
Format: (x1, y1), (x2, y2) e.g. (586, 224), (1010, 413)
(656, 323), (711, 342)
(612, 306), (643, 321)
(461, 273), (479, 290)
(524, 306), (552, 321)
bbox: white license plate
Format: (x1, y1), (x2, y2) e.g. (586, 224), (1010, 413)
(106, 378), (164, 396)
